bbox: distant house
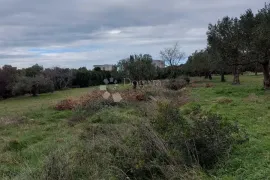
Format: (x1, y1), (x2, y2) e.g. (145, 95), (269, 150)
(93, 64), (114, 71)
(152, 60), (165, 68)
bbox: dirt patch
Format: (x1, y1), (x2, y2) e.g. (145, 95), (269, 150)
(0, 116), (26, 126)
(205, 83), (214, 88)
(215, 97), (233, 104)
(244, 93), (262, 103)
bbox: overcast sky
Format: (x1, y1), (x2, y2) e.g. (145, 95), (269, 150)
(0, 0), (267, 69)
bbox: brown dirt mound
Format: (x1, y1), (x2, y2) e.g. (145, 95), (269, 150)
(54, 98), (79, 110)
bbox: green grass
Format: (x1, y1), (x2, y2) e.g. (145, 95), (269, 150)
(0, 75), (270, 179)
(0, 87), (96, 117)
(185, 75), (270, 179)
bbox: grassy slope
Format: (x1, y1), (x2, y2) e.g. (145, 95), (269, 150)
(0, 87), (96, 117)
(0, 87), (96, 179)
(187, 75), (270, 179)
(0, 75), (269, 179)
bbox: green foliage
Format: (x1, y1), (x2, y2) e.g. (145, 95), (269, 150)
(118, 54), (157, 81)
(74, 67), (91, 87)
(25, 64), (44, 77)
(12, 76), (54, 96)
(153, 102), (245, 169)
(205, 3), (270, 87)
(12, 77), (32, 95)
(185, 50), (211, 77)
(0, 65), (17, 98)
(1, 75), (270, 180)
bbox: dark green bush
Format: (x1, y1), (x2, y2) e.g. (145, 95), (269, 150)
(153, 102), (246, 169)
(12, 76), (54, 96)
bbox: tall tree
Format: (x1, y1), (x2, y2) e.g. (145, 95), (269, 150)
(207, 17), (243, 84)
(251, 4), (270, 89)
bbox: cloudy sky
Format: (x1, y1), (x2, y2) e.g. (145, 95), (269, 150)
(0, 0), (267, 69)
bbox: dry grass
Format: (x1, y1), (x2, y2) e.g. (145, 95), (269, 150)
(215, 97), (233, 104)
(243, 93), (262, 103)
(0, 116), (26, 126)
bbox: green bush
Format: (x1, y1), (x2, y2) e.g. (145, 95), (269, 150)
(12, 76), (54, 96)
(39, 124), (187, 180)
(12, 77), (32, 95)
(153, 102), (246, 169)
(35, 76), (54, 93)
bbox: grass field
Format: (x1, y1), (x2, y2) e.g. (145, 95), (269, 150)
(186, 75), (270, 179)
(0, 86), (96, 117)
(0, 75), (270, 179)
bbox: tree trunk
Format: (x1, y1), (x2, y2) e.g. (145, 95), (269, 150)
(255, 62), (258, 76)
(204, 72), (208, 79)
(208, 72), (212, 80)
(262, 62), (270, 89)
(221, 70), (225, 82)
(232, 66), (240, 85)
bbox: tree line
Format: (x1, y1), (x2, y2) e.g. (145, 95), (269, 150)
(184, 3), (270, 88)
(0, 55), (176, 99)
(0, 64), (120, 99)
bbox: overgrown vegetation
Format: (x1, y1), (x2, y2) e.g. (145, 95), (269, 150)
(2, 75), (267, 179)
(1, 3), (270, 179)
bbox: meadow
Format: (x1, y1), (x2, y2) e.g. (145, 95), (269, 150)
(0, 75), (269, 179)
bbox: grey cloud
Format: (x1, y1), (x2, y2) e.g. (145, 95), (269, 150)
(0, 0), (267, 68)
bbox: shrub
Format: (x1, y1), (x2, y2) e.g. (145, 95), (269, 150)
(153, 102), (246, 169)
(12, 77), (32, 96)
(152, 102), (186, 135)
(165, 79), (187, 91)
(77, 123), (181, 180)
(37, 123), (189, 180)
(41, 150), (73, 180)
(35, 76), (54, 93)
(13, 76), (54, 96)
(184, 113), (241, 168)
(178, 75), (190, 84)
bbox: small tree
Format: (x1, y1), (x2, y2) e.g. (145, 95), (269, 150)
(118, 54), (157, 82)
(186, 49), (212, 79)
(160, 42), (185, 78)
(44, 67), (73, 90)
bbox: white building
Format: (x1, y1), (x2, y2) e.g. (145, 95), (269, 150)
(93, 64), (114, 71)
(152, 60), (165, 68)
